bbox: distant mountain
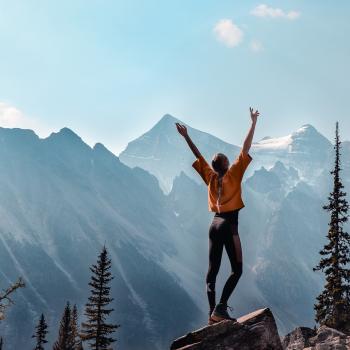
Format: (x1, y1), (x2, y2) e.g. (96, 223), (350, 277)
(0, 116), (349, 348)
(119, 114), (241, 193)
(251, 124), (334, 182)
(0, 127), (200, 350)
(119, 116), (347, 195)
(252, 124), (331, 154)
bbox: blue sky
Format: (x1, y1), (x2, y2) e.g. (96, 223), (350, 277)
(0, 1), (349, 154)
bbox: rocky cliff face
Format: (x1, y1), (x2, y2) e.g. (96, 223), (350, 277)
(170, 308), (283, 350)
(282, 325), (350, 349)
(170, 308), (350, 350)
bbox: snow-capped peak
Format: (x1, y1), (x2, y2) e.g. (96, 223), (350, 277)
(252, 124), (330, 152)
(252, 134), (292, 151)
(153, 114), (183, 130)
(291, 124), (319, 139)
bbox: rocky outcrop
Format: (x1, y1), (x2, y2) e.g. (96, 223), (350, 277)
(282, 325), (350, 349)
(170, 308), (283, 350)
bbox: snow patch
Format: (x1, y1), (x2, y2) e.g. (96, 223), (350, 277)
(252, 135), (292, 150)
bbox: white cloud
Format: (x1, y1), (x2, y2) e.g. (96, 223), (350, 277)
(250, 40), (263, 53)
(251, 4), (300, 20)
(213, 19), (244, 48)
(0, 102), (50, 137)
(0, 103), (23, 127)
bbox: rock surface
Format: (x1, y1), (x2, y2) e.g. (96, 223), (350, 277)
(170, 308), (283, 350)
(282, 325), (350, 349)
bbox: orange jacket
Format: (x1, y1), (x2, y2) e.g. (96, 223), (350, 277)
(192, 149), (252, 213)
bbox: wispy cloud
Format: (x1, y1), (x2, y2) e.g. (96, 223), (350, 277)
(0, 102), (50, 137)
(250, 40), (264, 53)
(251, 4), (300, 20)
(213, 19), (244, 48)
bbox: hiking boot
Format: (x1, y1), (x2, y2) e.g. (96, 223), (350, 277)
(208, 316), (218, 325)
(208, 314), (219, 325)
(210, 303), (237, 322)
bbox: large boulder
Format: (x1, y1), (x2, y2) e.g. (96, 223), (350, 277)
(282, 325), (350, 349)
(170, 308), (283, 350)
(281, 327), (316, 349)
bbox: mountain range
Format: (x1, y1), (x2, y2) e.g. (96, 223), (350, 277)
(0, 114), (349, 349)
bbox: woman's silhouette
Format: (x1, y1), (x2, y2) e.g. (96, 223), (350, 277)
(176, 107), (259, 325)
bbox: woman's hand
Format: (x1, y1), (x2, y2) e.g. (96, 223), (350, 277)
(176, 122), (201, 158)
(249, 107), (260, 124)
(243, 107), (259, 153)
(175, 122), (188, 138)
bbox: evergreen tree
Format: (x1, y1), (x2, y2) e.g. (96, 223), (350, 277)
(313, 121), (350, 333)
(81, 246), (120, 349)
(53, 302), (74, 350)
(32, 313), (48, 350)
(71, 304), (84, 350)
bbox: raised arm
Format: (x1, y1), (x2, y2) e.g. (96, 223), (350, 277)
(242, 107), (259, 154)
(175, 123), (201, 158)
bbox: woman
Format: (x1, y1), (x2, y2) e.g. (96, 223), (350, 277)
(175, 107), (259, 325)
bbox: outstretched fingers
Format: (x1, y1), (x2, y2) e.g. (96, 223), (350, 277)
(175, 122), (188, 136)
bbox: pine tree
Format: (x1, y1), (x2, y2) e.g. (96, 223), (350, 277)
(313, 121), (350, 333)
(71, 304), (84, 350)
(53, 302), (75, 350)
(81, 246), (120, 349)
(32, 313), (48, 350)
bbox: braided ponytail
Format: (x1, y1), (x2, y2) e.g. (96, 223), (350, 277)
(212, 153), (226, 213)
(216, 175), (223, 213)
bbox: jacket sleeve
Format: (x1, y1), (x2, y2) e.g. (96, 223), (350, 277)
(192, 155), (214, 185)
(227, 149), (253, 182)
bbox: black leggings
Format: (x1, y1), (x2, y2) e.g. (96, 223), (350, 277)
(206, 209), (243, 313)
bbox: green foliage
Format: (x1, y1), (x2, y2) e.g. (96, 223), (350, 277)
(313, 122), (350, 333)
(32, 313), (48, 350)
(71, 304), (84, 350)
(81, 246), (120, 349)
(53, 302), (75, 350)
